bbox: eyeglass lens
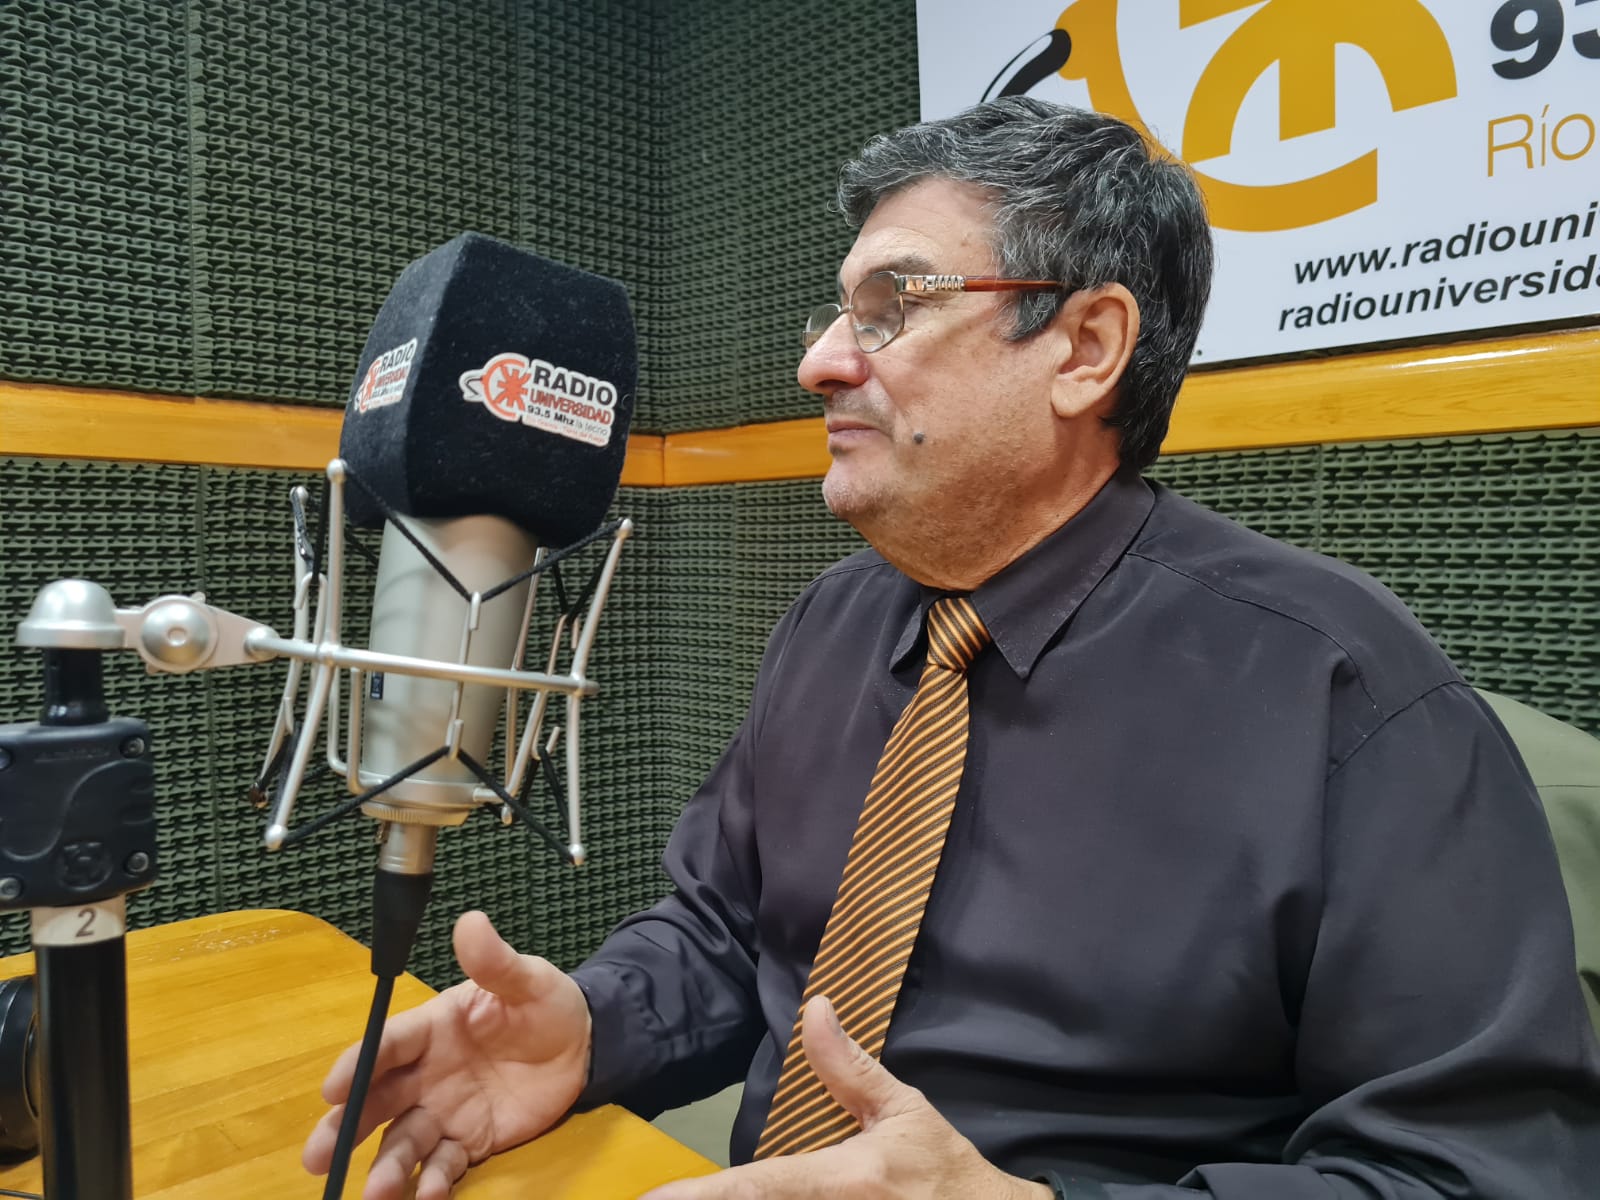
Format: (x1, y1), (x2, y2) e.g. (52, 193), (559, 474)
(802, 271), (901, 353)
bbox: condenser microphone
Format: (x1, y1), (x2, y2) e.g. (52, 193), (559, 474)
(318, 234), (637, 1199)
(335, 232), (636, 878)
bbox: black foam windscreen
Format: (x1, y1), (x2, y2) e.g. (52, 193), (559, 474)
(338, 232), (638, 547)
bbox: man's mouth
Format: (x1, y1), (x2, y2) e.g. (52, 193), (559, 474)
(825, 418), (878, 434)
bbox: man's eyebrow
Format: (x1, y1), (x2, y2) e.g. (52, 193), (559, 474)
(836, 253), (939, 295)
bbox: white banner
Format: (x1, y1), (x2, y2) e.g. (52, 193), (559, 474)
(917, 0), (1600, 365)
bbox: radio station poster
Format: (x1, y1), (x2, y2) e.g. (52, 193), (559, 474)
(916, 0), (1600, 365)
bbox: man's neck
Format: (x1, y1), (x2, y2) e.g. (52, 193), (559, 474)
(868, 462), (1122, 591)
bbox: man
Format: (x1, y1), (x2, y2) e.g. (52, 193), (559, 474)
(304, 99), (1600, 1198)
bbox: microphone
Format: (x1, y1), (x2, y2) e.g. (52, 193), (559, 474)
(330, 232), (637, 889)
(317, 232), (638, 1199)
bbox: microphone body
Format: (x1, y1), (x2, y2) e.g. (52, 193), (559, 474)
(359, 515), (537, 825)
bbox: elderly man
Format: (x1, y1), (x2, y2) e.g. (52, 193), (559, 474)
(305, 99), (1600, 1198)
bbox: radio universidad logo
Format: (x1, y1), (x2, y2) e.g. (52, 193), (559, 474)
(987, 0), (1459, 232)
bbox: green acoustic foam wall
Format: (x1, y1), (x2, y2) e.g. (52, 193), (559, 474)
(654, 3), (747, 433)
(1317, 432), (1600, 735)
(0, 1), (193, 392)
(730, 479), (866, 694)
(726, 3), (920, 431)
(187, 0), (523, 404)
(516, 0), (664, 430)
(656, 0), (920, 433)
(3, 1), (662, 420)
(522, 487), (733, 970)
(1147, 444), (1326, 548)
(195, 467), (380, 955)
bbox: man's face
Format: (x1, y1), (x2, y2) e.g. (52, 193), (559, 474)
(799, 178), (1064, 547)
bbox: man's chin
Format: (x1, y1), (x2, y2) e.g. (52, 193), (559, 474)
(822, 469), (871, 517)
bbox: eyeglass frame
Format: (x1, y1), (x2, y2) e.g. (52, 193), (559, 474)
(802, 271), (1062, 354)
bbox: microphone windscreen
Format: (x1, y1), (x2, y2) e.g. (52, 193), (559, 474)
(338, 232), (638, 546)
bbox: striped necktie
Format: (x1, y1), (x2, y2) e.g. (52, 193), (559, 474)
(755, 594), (991, 1158)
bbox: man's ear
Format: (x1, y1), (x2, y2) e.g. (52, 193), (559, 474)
(1050, 283), (1140, 420)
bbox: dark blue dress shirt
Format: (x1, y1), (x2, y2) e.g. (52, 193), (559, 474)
(573, 469), (1600, 1196)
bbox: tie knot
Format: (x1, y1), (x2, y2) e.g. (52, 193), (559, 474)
(925, 596), (991, 673)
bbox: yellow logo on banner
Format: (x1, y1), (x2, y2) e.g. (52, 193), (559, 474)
(1055, 0), (1458, 231)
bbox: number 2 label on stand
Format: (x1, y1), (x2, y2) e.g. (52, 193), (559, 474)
(31, 897), (129, 947)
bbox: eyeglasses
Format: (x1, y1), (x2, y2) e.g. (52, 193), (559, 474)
(802, 271), (1060, 354)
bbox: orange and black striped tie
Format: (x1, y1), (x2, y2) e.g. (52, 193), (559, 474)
(755, 595), (991, 1159)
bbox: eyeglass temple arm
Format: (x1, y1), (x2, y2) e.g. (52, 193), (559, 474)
(957, 277), (1059, 291)
(899, 275), (1059, 294)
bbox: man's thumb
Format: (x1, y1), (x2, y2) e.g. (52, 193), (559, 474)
(453, 909), (560, 1003)
(800, 996), (920, 1129)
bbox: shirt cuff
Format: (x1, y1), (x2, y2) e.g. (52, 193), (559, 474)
(1032, 1169), (1117, 1198)
(569, 960), (662, 1110)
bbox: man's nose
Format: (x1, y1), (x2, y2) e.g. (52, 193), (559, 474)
(797, 313), (869, 396)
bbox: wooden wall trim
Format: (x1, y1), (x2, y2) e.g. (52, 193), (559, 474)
(3, 328), (1596, 486)
(0, 382), (665, 486)
(1161, 326), (1600, 456)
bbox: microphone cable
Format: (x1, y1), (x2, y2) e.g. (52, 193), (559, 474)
(321, 869), (434, 1200)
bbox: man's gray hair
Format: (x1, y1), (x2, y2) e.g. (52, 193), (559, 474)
(837, 97), (1213, 470)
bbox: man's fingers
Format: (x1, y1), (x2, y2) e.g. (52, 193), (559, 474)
(320, 1002), (434, 1104)
(415, 1136), (473, 1200)
(801, 996), (922, 1129)
(302, 1103), (344, 1175)
(453, 909), (565, 1005)
(301, 1102), (391, 1178)
(365, 1106), (446, 1200)
(302, 1064), (422, 1177)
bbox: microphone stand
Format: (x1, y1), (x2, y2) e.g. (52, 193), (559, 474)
(0, 583), (161, 1200)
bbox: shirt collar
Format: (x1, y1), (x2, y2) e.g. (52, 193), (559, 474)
(891, 467), (1156, 680)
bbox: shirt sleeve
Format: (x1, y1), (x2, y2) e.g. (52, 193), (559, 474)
(567, 716), (765, 1116)
(565, 595), (805, 1118)
(1043, 682), (1600, 1198)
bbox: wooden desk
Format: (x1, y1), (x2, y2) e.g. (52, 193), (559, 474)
(0, 909), (718, 1198)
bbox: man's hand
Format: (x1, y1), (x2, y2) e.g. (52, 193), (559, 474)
(301, 910), (592, 1200)
(641, 997), (1051, 1200)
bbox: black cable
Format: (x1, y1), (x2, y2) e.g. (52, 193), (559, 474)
(562, 564), (604, 633)
(320, 971), (396, 1200)
(344, 530), (381, 569)
(535, 741), (568, 831)
(247, 731), (292, 809)
(457, 749), (572, 862)
(341, 468), (471, 601)
(282, 746), (451, 848)
(479, 517), (624, 604)
(550, 561), (571, 616)
(0, 1188), (42, 1199)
